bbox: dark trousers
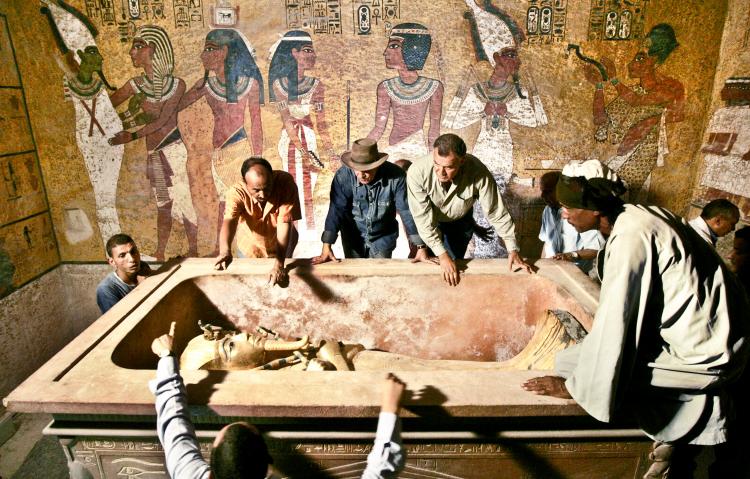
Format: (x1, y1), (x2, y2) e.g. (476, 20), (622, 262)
(438, 209), (475, 260)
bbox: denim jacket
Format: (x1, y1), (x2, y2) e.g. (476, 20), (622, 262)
(322, 162), (424, 256)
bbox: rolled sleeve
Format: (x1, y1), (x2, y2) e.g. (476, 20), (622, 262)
(362, 412), (405, 478)
(321, 169), (353, 244)
(223, 184), (245, 220)
(407, 165), (446, 256)
(394, 175), (424, 247)
(476, 170), (518, 251)
(276, 174), (301, 223)
(150, 356), (211, 479)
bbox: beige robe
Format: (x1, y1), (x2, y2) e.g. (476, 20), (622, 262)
(555, 204), (750, 445)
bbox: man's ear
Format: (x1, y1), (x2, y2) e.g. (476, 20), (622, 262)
(107, 256), (116, 268)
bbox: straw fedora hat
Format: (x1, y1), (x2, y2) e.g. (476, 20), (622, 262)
(341, 139), (389, 171)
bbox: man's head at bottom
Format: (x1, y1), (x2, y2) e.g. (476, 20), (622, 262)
(211, 422), (272, 479)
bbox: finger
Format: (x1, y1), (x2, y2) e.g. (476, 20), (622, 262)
(168, 321), (176, 337)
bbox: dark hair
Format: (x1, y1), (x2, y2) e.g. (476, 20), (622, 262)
(268, 30), (312, 102)
(736, 225), (750, 242)
(701, 199), (739, 221)
(390, 23), (432, 71)
(540, 171), (561, 190)
(241, 157), (273, 179)
(211, 423), (271, 479)
(202, 29), (264, 104)
(106, 234), (135, 258)
(646, 24), (678, 64)
(433, 133), (467, 158)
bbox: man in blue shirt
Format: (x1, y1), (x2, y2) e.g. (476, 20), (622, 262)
(96, 234), (151, 313)
(314, 138), (429, 262)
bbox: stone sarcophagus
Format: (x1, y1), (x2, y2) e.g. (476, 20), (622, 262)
(4, 258), (652, 478)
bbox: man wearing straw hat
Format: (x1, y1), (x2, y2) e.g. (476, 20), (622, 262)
(314, 138), (429, 262)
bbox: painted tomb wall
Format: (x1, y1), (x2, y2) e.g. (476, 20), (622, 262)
(689, 0), (750, 249)
(0, 0), (735, 295)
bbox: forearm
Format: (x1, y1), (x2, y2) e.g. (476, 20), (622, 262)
(593, 88), (607, 126)
(275, 221), (292, 266)
(219, 218), (238, 255)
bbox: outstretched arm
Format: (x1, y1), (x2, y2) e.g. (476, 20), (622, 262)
(109, 80), (136, 108)
(149, 322), (211, 479)
(362, 373), (406, 479)
(427, 82), (444, 147)
(311, 81), (338, 164)
(367, 83), (392, 142)
(178, 78), (207, 111)
(247, 82), (264, 155)
(133, 80), (186, 139)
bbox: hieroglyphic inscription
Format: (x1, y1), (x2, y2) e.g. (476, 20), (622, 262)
(352, 0), (400, 35)
(588, 0), (648, 41)
(173, 0), (204, 29)
(526, 0), (567, 44)
(84, 0), (117, 26)
(0, 89), (33, 155)
(284, 0), (342, 34)
(0, 153), (46, 226)
(0, 213), (58, 287)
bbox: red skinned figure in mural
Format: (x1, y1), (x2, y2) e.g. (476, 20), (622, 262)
(367, 23), (444, 161)
(109, 25), (198, 261)
(179, 28), (264, 254)
(268, 30), (338, 242)
(584, 24), (685, 202)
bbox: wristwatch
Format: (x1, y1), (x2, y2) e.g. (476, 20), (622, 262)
(570, 251), (580, 260)
(416, 244), (427, 250)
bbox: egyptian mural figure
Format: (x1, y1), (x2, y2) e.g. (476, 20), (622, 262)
(109, 25), (198, 261)
(268, 30), (338, 239)
(584, 24), (685, 202)
(443, 1), (547, 258)
(179, 28), (264, 253)
(366, 23), (444, 162)
(699, 77), (750, 200)
(40, 0), (124, 250)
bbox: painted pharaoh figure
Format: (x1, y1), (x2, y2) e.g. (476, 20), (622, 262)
(367, 23), (444, 161)
(179, 28), (264, 254)
(584, 24), (685, 202)
(109, 25), (198, 261)
(444, 1), (547, 258)
(41, 0), (124, 250)
(268, 30), (338, 243)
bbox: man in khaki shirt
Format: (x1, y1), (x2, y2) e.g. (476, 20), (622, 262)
(214, 157), (301, 285)
(407, 133), (531, 285)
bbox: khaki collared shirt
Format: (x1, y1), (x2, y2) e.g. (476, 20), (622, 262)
(406, 153), (518, 256)
(224, 171), (301, 257)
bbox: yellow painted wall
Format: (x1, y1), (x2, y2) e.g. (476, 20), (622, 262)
(0, 0), (734, 272)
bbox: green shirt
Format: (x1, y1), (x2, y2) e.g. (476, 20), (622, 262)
(406, 153), (518, 256)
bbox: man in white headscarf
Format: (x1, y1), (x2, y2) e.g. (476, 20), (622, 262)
(523, 160), (750, 478)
